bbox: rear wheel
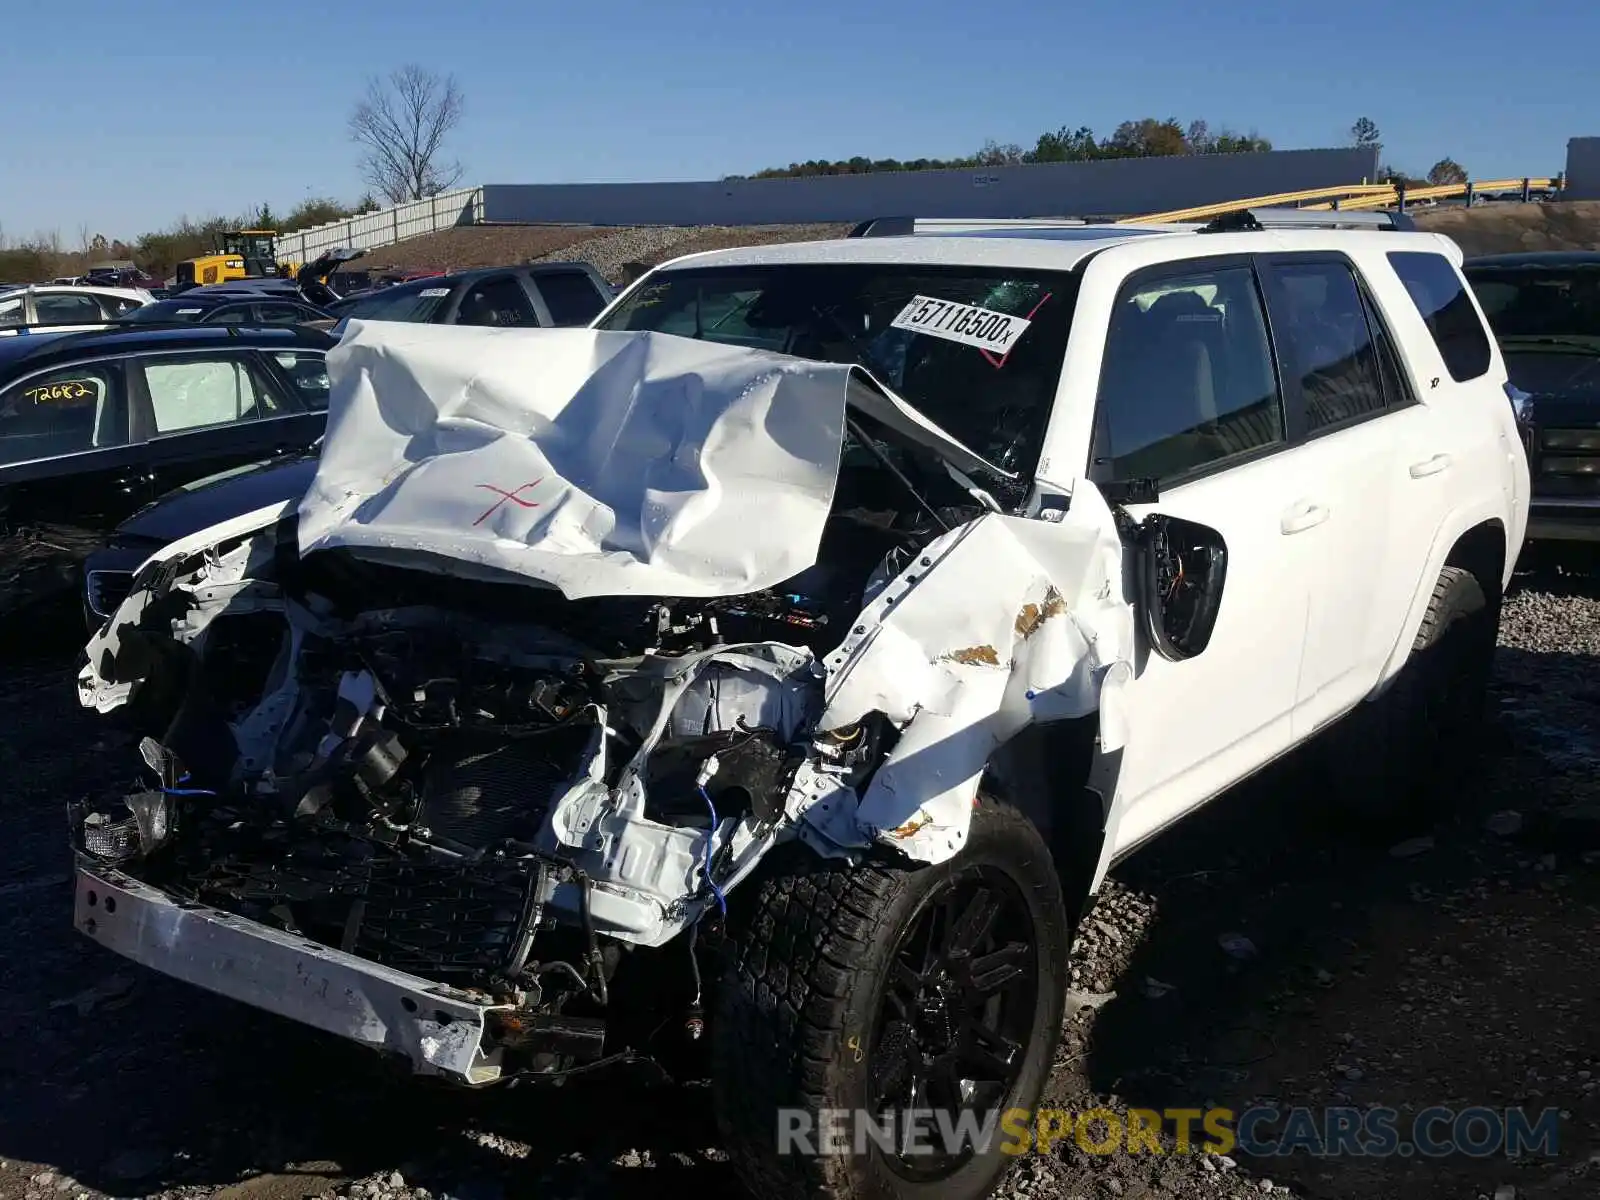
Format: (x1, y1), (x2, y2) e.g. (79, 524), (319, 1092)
(1328, 565), (1496, 827)
(711, 796), (1072, 1200)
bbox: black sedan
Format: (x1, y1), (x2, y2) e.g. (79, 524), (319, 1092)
(115, 291), (334, 328)
(1463, 251), (1600, 545)
(324, 262), (613, 328)
(0, 324), (335, 619)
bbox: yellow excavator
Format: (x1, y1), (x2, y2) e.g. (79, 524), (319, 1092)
(174, 230), (303, 289)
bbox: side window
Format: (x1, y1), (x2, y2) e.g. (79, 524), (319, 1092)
(271, 351), (331, 410)
(134, 354), (281, 435)
(209, 305), (250, 324)
(455, 277), (540, 327)
(0, 295), (22, 328)
(1386, 251), (1493, 382)
(103, 296), (144, 318)
(256, 305), (315, 329)
(1265, 259), (1386, 433)
(34, 294), (105, 326)
(1094, 264), (1284, 482)
(536, 271), (607, 325)
(0, 362), (124, 464)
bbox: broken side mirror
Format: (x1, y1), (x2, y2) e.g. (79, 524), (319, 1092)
(1134, 514), (1228, 662)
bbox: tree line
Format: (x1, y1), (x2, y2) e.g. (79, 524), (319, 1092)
(734, 116), (1471, 190)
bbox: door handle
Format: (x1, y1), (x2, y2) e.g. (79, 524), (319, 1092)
(1409, 453), (1452, 479)
(1280, 501), (1330, 535)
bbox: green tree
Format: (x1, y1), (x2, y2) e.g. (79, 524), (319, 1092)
(1427, 157), (1468, 185)
(1351, 117), (1382, 151)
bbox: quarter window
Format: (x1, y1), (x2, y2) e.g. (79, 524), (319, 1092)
(0, 363), (124, 463)
(1094, 265), (1284, 482)
(1267, 260), (1387, 432)
(1387, 251), (1493, 382)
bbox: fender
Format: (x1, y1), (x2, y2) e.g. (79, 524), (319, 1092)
(1371, 493), (1512, 695)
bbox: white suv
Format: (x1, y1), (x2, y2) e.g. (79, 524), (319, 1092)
(70, 212), (1527, 1200)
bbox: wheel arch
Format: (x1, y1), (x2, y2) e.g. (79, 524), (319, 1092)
(1376, 509), (1507, 690)
(984, 714), (1109, 917)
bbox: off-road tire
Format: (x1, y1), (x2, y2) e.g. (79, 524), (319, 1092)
(710, 795), (1072, 1200)
(1330, 565), (1496, 827)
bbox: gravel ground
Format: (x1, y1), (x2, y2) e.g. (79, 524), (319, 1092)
(1, 567), (1597, 1200)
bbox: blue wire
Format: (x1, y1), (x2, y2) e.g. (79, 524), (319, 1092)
(697, 785), (728, 916)
(162, 770), (215, 798)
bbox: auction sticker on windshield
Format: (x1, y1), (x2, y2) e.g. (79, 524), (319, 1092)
(419, 288), (451, 297)
(890, 295), (1032, 353)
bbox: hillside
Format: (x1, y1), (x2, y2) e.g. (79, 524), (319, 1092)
(342, 201), (1600, 285)
(1412, 199), (1600, 254)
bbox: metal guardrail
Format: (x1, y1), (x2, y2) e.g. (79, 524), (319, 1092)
(1121, 177), (1560, 224)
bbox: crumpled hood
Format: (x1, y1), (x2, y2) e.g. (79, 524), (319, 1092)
(298, 321), (1003, 599)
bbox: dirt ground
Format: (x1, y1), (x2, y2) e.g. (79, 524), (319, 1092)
(340, 200), (1600, 282)
(0, 563), (1597, 1200)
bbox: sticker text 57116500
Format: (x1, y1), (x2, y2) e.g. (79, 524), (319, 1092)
(890, 295), (1032, 354)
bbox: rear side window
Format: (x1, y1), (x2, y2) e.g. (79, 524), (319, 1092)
(0, 362), (125, 463)
(536, 271), (607, 325)
(1265, 259), (1386, 433)
(1387, 251), (1493, 382)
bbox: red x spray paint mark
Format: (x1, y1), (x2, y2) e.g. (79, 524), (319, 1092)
(472, 478), (543, 526)
(979, 292), (1054, 370)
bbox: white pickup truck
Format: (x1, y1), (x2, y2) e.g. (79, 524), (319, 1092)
(69, 209), (1527, 1200)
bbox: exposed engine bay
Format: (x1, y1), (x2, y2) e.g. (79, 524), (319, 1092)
(71, 325), (1136, 1082)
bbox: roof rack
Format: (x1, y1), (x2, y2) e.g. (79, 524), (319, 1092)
(847, 216), (1140, 238)
(1192, 207), (1417, 233)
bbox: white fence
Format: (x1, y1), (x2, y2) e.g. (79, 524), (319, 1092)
(273, 187), (484, 263)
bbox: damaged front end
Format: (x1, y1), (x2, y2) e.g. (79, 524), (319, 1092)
(70, 323), (1132, 1086)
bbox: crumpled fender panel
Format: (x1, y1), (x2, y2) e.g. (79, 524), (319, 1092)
(800, 480), (1134, 865)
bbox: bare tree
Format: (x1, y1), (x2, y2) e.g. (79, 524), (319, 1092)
(349, 65), (466, 205)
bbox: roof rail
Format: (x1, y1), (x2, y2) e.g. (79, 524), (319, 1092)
(847, 215), (1135, 238)
(1195, 207), (1417, 233)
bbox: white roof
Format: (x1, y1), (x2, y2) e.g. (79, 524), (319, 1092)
(649, 226), (1463, 275)
(656, 228), (1177, 274)
(0, 283), (154, 303)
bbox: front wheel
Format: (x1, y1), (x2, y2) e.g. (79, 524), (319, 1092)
(711, 795), (1072, 1200)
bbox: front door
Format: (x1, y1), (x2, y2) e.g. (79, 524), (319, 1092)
(1085, 257), (1312, 853)
(0, 358), (147, 613)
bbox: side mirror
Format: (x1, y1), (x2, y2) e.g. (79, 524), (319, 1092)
(1135, 514), (1228, 661)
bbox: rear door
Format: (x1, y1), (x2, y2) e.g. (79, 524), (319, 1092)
(126, 347), (325, 499)
(1254, 253), (1408, 734)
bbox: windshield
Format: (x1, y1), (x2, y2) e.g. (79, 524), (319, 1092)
(1467, 266), (1600, 392)
(1467, 268), (1600, 342)
(595, 263), (1077, 478)
(336, 281), (454, 323)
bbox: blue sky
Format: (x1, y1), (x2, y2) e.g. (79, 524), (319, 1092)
(1, 0), (1593, 241)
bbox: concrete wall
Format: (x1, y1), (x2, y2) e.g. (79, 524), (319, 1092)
(1565, 137), (1600, 200)
(480, 147), (1381, 227)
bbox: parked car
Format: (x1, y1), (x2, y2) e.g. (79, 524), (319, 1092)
(323, 262), (613, 327)
(70, 219), (1526, 1200)
(115, 291), (334, 328)
(1463, 250), (1600, 545)
(0, 284), (154, 337)
(0, 324), (334, 618)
